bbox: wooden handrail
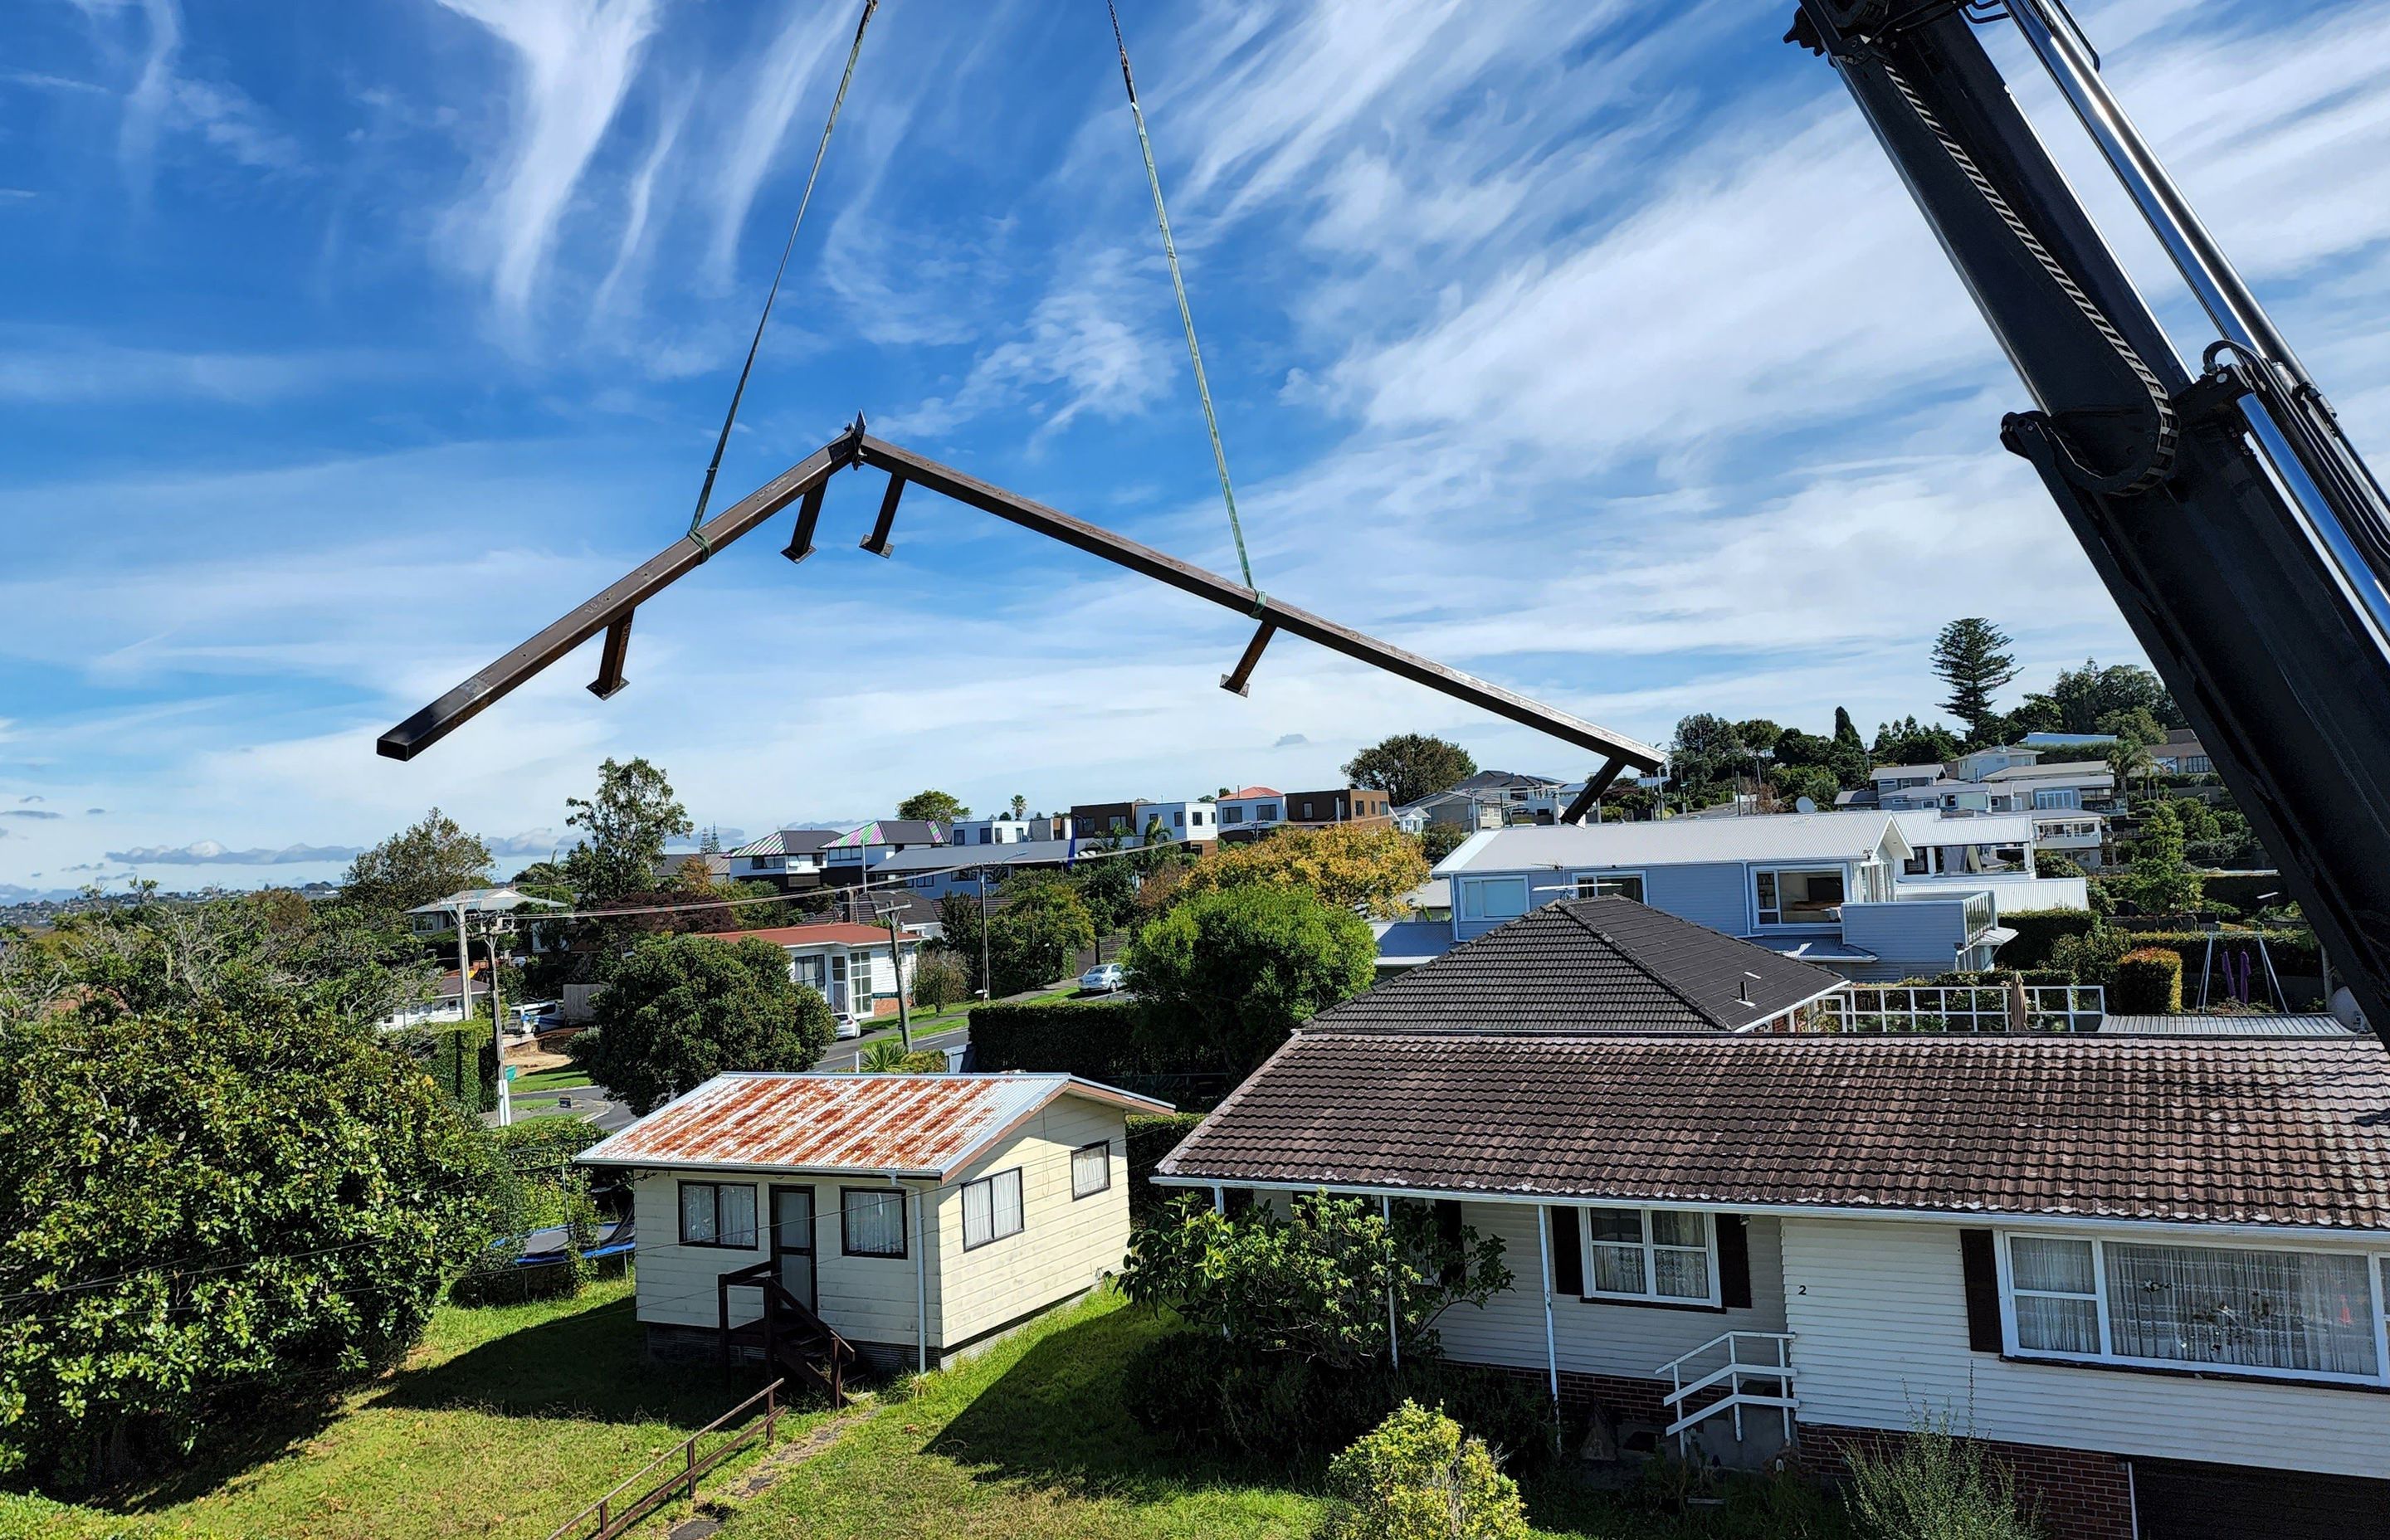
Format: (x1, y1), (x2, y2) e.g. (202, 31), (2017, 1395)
(544, 1377), (786, 1540)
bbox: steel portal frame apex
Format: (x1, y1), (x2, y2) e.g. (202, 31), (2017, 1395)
(376, 426), (1661, 772)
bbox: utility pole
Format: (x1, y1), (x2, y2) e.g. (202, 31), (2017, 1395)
(879, 903), (913, 1053)
(977, 865), (993, 1006)
(476, 913), (513, 1128)
(453, 898), (473, 1027)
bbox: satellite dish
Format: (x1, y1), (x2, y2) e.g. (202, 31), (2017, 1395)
(1794, 796), (1818, 813)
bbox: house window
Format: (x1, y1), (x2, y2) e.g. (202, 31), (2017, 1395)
(1259, 803), (1279, 821)
(961, 1167), (1025, 1250)
(1071, 1141), (1111, 1199)
(1222, 806), (1245, 825)
(1581, 1207), (1717, 1304)
(2002, 1233), (2384, 1382)
(841, 1187), (906, 1258)
(1574, 872), (1645, 902)
(1459, 877), (1529, 921)
(1754, 867), (1844, 926)
(679, 1182), (758, 1250)
(2034, 788), (2081, 810)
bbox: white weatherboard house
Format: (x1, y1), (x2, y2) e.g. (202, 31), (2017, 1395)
(1432, 811), (2012, 981)
(1159, 914), (2390, 1539)
(578, 1073), (1171, 1378)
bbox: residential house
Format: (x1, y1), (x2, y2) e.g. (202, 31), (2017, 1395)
(949, 816), (1039, 847)
(579, 1072), (1173, 1376)
(1280, 787), (1395, 831)
(1888, 811), (2090, 909)
(822, 820), (946, 886)
(1395, 787), (1505, 833)
(724, 922), (921, 1030)
(1215, 786), (1284, 842)
(725, 828), (839, 891)
(654, 850), (734, 885)
(1984, 758), (2116, 813)
(1431, 811), (2010, 980)
(2153, 729), (2212, 775)
(1132, 799), (1219, 847)
(1067, 802), (1139, 841)
(374, 967), (475, 1029)
(1159, 1010), (2390, 1536)
(878, 839), (1077, 901)
(1950, 745), (2042, 782)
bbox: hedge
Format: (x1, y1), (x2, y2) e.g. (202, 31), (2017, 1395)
(2198, 872), (2282, 914)
(2124, 928), (2319, 981)
(1127, 1112), (1208, 1226)
(2114, 948), (2185, 1013)
(1994, 909), (2103, 968)
(969, 997), (1149, 1080)
(405, 1023), (497, 1113)
(490, 1117), (605, 1168)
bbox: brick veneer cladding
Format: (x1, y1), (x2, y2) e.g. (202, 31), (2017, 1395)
(1803, 1424), (2134, 1540)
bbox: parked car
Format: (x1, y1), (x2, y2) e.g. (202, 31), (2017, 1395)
(1078, 962), (1125, 994)
(833, 1014), (865, 1040)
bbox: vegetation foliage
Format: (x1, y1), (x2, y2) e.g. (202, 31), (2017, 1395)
(1175, 823), (1431, 921)
(1126, 885), (1377, 1075)
(1318, 1402), (1529, 1540)
(1343, 734), (1478, 809)
(562, 756), (692, 904)
(568, 933), (833, 1114)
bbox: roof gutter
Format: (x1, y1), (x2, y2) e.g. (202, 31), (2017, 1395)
(1144, 1174), (2390, 1245)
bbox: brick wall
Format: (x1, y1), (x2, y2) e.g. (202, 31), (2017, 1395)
(1456, 1361), (1671, 1431)
(1803, 1423), (2133, 1540)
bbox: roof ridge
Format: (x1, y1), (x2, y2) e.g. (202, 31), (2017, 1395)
(1557, 900), (1735, 1028)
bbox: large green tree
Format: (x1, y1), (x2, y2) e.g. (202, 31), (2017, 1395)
(340, 809), (493, 917)
(2119, 801), (2203, 915)
(568, 933), (832, 1113)
(1176, 822), (1430, 919)
(986, 877), (1098, 996)
(2024, 658), (2183, 734)
(1930, 618), (2021, 736)
(1126, 884), (1376, 1075)
(895, 790), (968, 823)
(1341, 733), (1477, 808)
(563, 757), (692, 904)
(0, 1001), (498, 1486)
(1666, 713), (1744, 802)
(1871, 715), (1963, 768)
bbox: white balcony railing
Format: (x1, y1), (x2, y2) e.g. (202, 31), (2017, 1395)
(1808, 983), (2105, 1034)
(1656, 1331), (1796, 1455)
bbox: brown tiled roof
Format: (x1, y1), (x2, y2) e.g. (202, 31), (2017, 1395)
(1322, 897), (1845, 1035)
(1157, 1034), (2390, 1230)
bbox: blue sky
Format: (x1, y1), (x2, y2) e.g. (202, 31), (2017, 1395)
(5, 0), (2388, 899)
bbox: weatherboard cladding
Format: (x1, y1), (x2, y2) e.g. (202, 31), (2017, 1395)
(1158, 1035), (2390, 1230)
(579, 1073), (1163, 1177)
(1319, 897), (1842, 1035)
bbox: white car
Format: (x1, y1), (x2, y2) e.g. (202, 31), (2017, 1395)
(1078, 962), (1125, 994)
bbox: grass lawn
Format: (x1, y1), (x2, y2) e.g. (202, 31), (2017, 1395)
(0, 1276), (825, 1540)
(510, 1066), (593, 1095)
(3, 1277), (1838, 1540)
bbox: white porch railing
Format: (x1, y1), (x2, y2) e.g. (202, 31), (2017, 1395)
(1808, 983), (2105, 1034)
(1655, 1331), (1795, 1455)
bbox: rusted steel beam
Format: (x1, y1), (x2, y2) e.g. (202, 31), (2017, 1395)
(376, 436), (860, 761)
(853, 436), (1665, 770)
(1560, 757), (1630, 826)
(1220, 618), (1277, 696)
(381, 426), (1663, 773)
(780, 485), (827, 564)
(588, 612), (634, 699)
(859, 473), (905, 557)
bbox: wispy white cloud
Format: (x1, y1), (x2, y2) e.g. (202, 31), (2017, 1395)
(0, 329), (403, 404)
(70, 0), (300, 188)
(703, 9), (842, 288)
(435, 0), (661, 329)
(107, 840), (362, 865)
(593, 80), (693, 316)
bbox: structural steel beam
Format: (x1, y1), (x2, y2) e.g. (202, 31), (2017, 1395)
(380, 427), (1663, 772)
(1559, 758), (1629, 826)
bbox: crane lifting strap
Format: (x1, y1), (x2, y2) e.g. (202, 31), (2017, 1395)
(683, 0), (880, 558)
(1105, 1), (1261, 606)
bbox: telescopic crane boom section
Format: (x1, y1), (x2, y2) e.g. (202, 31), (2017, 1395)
(1790, 0), (2390, 1048)
(376, 425), (1662, 790)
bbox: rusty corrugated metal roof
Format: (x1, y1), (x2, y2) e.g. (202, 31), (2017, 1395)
(578, 1073), (1171, 1177)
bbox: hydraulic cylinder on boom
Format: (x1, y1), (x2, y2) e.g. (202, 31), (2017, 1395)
(1791, 0), (2390, 1045)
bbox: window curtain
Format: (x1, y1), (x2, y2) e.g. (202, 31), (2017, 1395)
(846, 1189), (904, 1255)
(717, 1184), (757, 1248)
(993, 1169), (1024, 1236)
(2010, 1235), (2099, 1353)
(2106, 1242), (2377, 1377)
(680, 1183), (716, 1245)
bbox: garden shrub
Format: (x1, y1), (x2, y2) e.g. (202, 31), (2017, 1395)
(1992, 910), (2101, 968)
(1317, 1401), (1528, 1540)
(1843, 1418), (2043, 1539)
(968, 997), (1149, 1080)
(401, 1021), (498, 1113)
(2111, 948), (2184, 1014)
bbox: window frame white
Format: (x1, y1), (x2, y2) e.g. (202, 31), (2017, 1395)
(1751, 865), (1849, 928)
(1572, 870), (1646, 903)
(1460, 876), (1530, 922)
(1995, 1227), (2390, 1388)
(1071, 1140), (1112, 1200)
(1577, 1206), (1722, 1308)
(961, 1167), (1027, 1250)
